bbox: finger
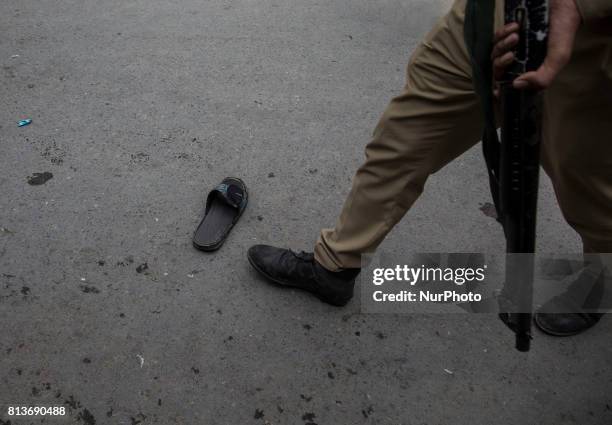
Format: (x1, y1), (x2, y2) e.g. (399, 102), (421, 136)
(493, 86), (500, 100)
(513, 63), (556, 90)
(513, 48), (571, 90)
(494, 22), (520, 43)
(513, 73), (536, 89)
(491, 33), (519, 60)
(493, 51), (515, 80)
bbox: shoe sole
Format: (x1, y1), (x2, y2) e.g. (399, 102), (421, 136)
(533, 314), (594, 337)
(246, 251), (349, 307)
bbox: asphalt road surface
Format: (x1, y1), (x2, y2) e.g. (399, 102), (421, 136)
(1, 0), (610, 424)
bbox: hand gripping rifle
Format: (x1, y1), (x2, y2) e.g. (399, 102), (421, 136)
(492, 0), (549, 352)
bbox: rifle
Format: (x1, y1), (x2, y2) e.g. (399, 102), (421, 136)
(490, 0), (549, 352)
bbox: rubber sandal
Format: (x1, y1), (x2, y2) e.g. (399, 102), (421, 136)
(193, 177), (248, 251)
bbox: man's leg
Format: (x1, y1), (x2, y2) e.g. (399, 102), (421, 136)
(248, 0), (487, 305)
(536, 29), (612, 335)
(541, 31), (612, 253)
(314, 0), (485, 271)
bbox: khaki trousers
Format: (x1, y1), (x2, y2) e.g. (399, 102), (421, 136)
(314, 0), (612, 271)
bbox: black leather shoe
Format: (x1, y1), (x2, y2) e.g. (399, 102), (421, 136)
(534, 265), (606, 336)
(247, 245), (360, 306)
(534, 311), (602, 337)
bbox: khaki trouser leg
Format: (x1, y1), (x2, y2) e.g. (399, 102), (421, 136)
(541, 30), (612, 253)
(314, 0), (484, 271)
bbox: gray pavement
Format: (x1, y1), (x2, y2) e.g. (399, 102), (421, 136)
(1, 0), (611, 424)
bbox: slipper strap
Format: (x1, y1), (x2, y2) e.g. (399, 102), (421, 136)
(206, 182), (246, 212)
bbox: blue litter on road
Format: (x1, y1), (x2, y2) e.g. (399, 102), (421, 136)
(17, 119), (32, 127)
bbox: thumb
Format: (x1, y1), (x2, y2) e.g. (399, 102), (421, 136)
(513, 61), (559, 90)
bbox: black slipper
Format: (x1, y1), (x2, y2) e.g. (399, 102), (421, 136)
(193, 177), (248, 251)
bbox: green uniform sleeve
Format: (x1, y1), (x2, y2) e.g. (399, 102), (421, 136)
(575, 0), (612, 25)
